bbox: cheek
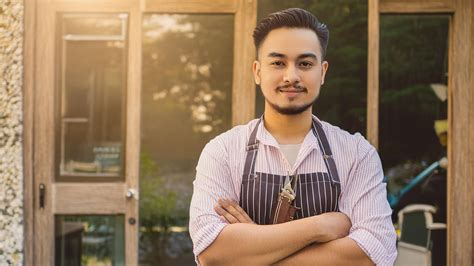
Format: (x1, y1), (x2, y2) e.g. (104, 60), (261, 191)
(302, 72), (320, 85)
(260, 70), (281, 85)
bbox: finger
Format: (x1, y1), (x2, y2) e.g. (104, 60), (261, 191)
(218, 199), (227, 208)
(227, 200), (254, 223)
(214, 206), (238, 224)
(219, 199), (253, 223)
(223, 199), (253, 223)
(213, 209), (228, 223)
(214, 205), (238, 224)
(220, 199), (247, 222)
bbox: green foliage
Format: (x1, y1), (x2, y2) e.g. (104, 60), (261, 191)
(138, 152), (193, 264)
(139, 151), (179, 231)
(379, 15), (449, 169)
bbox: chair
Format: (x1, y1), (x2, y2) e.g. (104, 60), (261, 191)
(394, 204), (446, 266)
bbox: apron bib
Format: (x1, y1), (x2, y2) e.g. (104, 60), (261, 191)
(239, 118), (341, 225)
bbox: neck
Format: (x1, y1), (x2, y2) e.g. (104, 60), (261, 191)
(263, 106), (313, 145)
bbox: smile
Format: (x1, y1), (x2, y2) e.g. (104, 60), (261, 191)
(279, 89), (304, 92)
(278, 89), (305, 93)
(277, 84), (307, 93)
(278, 90), (305, 98)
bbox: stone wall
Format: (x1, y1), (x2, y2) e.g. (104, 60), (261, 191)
(0, 0), (24, 265)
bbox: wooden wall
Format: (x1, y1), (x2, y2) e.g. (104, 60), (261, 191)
(449, 0), (472, 264)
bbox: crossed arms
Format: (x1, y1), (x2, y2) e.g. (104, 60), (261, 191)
(189, 139), (397, 266)
(198, 199), (373, 265)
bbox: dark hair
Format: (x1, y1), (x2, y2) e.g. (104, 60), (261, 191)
(253, 8), (329, 59)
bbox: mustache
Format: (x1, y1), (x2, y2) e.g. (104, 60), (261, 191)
(277, 82), (306, 91)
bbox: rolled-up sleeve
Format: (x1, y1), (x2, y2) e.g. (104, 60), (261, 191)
(189, 138), (237, 259)
(339, 138), (398, 266)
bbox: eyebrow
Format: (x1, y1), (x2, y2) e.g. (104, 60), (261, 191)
(267, 52), (319, 61)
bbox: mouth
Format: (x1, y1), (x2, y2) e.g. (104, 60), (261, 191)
(279, 91), (303, 99)
(277, 83), (306, 91)
(278, 87), (306, 96)
(279, 89), (304, 92)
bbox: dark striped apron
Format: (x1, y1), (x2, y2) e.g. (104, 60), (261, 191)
(239, 118), (341, 225)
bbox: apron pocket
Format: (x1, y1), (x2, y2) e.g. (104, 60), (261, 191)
(293, 172), (340, 217)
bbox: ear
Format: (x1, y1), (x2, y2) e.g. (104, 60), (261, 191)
(252, 60), (261, 85)
(320, 61), (329, 85)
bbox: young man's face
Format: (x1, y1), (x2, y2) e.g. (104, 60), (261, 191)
(253, 27), (328, 115)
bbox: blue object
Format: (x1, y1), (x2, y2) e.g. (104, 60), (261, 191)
(387, 158), (446, 208)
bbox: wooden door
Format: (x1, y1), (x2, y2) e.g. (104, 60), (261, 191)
(34, 0), (140, 265)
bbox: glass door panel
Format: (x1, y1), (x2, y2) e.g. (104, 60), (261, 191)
(140, 14), (234, 265)
(57, 13), (128, 181)
(53, 13), (130, 266)
(380, 14), (449, 265)
(55, 215), (125, 266)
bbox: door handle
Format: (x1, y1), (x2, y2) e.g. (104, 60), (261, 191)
(126, 188), (139, 200)
(39, 183), (46, 209)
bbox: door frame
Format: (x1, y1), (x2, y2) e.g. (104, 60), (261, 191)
(30, 1), (141, 265)
(367, 0), (473, 265)
(23, 0), (256, 265)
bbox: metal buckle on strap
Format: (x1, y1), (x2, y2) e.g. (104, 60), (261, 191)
(323, 154), (332, 159)
(246, 143), (259, 151)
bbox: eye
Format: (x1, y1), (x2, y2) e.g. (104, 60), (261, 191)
(270, 61), (285, 67)
(299, 61), (313, 68)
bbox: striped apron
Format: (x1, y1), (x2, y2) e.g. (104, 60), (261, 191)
(239, 118), (341, 225)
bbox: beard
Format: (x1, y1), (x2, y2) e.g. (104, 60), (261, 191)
(261, 82), (318, 115)
(266, 99), (314, 115)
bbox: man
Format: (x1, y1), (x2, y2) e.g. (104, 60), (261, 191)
(189, 8), (397, 265)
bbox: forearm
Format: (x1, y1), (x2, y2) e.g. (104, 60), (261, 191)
(199, 216), (320, 265)
(275, 237), (374, 266)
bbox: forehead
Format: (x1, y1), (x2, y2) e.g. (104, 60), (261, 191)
(259, 27), (322, 58)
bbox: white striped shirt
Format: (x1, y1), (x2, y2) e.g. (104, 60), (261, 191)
(189, 116), (397, 265)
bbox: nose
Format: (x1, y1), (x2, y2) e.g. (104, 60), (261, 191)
(283, 64), (300, 84)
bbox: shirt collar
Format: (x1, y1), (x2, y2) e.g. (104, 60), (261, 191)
(255, 115), (320, 152)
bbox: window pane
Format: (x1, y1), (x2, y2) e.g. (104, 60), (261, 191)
(55, 215), (125, 266)
(140, 14), (234, 265)
(57, 14), (127, 180)
(380, 15), (448, 264)
(256, 0), (368, 134)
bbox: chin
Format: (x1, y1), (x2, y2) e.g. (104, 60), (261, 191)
(271, 104), (312, 115)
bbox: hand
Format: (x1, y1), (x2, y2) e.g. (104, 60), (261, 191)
(214, 199), (255, 224)
(314, 212), (352, 243)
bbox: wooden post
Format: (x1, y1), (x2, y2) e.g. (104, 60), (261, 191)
(367, 0), (379, 148)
